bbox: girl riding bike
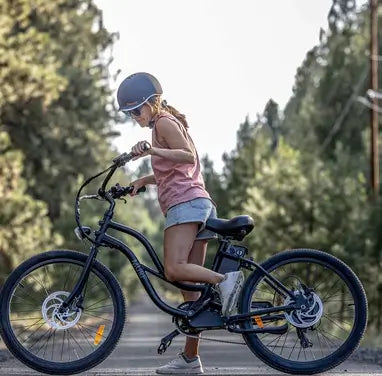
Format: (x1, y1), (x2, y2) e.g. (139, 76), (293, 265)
(0, 73), (367, 376)
(117, 72), (244, 374)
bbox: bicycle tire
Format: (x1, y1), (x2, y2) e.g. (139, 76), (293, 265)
(0, 249), (126, 375)
(239, 248), (368, 375)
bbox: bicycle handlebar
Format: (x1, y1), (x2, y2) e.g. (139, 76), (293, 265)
(109, 183), (146, 199)
(99, 141), (151, 196)
(75, 141), (151, 244)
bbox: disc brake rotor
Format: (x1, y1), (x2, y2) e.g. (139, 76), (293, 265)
(284, 291), (323, 328)
(42, 291), (82, 330)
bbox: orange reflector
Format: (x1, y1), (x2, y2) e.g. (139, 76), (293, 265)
(253, 315), (264, 328)
(94, 325), (105, 345)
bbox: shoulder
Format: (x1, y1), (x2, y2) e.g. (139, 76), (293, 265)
(156, 115), (177, 130)
(155, 116), (182, 136)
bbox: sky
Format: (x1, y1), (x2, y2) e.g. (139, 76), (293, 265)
(94, 0), (338, 172)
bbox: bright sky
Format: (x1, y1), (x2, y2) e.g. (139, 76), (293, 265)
(95, 0), (337, 172)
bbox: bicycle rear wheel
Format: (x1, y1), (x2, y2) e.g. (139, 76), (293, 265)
(0, 249), (126, 375)
(239, 249), (367, 375)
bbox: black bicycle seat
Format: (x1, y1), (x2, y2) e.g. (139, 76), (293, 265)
(205, 215), (254, 240)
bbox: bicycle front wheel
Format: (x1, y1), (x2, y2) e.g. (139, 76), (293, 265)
(239, 249), (367, 375)
(0, 249), (126, 375)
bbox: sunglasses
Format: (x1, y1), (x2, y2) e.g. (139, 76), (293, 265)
(122, 105), (143, 118)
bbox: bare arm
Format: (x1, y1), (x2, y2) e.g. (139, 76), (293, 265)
(141, 174), (156, 185)
(151, 117), (195, 164)
(129, 174), (156, 196)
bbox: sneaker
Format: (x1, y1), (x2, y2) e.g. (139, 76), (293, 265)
(215, 271), (244, 316)
(156, 352), (204, 374)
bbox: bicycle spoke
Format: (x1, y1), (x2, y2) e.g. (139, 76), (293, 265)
(82, 312), (113, 322)
(288, 336), (299, 360)
(77, 324), (97, 350)
(11, 317), (43, 322)
(51, 329), (56, 361)
(21, 322), (47, 345)
(322, 315), (352, 333)
(27, 326), (52, 352)
(63, 265), (72, 291)
(27, 274), (49, 298)
(67, 329), (86, 357)
(279, 326), (290, 356)
(60, 330), (66, 361)
(85, 296), (110, 310)
(14, 318), (44, 338)
(85, 303), (114, 312)
(297, 344), (303, 360)
(316, 329), (340, 346)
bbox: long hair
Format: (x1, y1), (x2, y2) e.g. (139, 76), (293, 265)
(149, 96), (189, 128)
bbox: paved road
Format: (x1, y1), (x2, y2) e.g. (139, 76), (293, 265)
(1, 293), (381, 375)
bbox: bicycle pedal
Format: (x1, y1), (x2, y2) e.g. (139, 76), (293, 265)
(157, 329), (180, 355)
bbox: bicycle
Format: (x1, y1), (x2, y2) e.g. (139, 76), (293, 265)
(0, 145), (368, 375)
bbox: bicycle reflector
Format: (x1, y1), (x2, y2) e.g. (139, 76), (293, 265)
(94, 325), (105, 345)
(253, 315), (264, 328)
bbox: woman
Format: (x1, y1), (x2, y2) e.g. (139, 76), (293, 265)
(117, 72), (244, 374)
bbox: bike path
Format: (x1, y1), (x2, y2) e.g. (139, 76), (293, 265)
(1, 292), (381, 375)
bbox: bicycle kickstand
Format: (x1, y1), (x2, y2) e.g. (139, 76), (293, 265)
(157, 329), (180, 355)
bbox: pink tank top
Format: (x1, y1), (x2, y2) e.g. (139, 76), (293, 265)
(151, 112), (212, 215)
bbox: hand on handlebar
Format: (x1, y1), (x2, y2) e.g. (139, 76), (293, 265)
(131, 141), (151, 161)
(129, 178), (147, 196)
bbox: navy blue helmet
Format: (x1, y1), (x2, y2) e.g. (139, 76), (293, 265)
(117, 72), (163, 111)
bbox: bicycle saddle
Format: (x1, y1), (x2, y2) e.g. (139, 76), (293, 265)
(205, 215), (254, 240)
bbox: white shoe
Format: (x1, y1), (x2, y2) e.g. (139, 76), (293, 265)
(215, 271), (244, 316)
(156, 352), (204, 374)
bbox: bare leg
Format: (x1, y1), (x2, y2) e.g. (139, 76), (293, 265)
(163, 223), (224, 360)
(181, 239), (208, 359)
(163, 223), (224, 284)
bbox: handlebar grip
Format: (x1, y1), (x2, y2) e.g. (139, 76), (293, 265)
(111, 142), (151, 168)
(125, 185), (146, 195)
(142, 141), (151, 151)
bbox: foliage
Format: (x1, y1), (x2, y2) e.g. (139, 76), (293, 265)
(0, 132), (62, 285)
(0, 0), (158, 300)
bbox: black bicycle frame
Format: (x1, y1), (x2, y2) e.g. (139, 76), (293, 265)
(63, 192), (297, 322)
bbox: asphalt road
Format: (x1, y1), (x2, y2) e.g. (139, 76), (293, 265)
(0, 292), (381, 376)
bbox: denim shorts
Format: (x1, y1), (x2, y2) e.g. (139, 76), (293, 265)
(164, 198), (218, 241)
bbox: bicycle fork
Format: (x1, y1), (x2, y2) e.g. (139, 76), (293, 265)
(59, 245), (98, 312)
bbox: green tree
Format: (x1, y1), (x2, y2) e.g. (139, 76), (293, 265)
(0, 0), (119, 225)
(0, 0), (161, 300)
(0, 132), (62, 285)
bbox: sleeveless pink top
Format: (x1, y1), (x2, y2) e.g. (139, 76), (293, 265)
(151, 112), (212, 215)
